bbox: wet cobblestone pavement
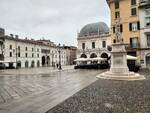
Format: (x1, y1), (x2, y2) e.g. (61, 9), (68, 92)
(46, 69), (150, 113)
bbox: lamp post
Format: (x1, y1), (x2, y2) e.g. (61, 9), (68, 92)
(57, 43), (62, 70)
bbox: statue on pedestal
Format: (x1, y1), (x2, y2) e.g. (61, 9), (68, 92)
(115, 19), (123, 44)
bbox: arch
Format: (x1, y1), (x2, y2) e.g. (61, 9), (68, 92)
(42, 56), (46, 66)
(17, 61), (21, 68)
(101, 53), (108, 58)
(80, 54), (87, 58)
(37, 60), (40, 67)
(47, 56), (50, 66)
(146, 53), (150, 68)
(90, 53), (97, 58)
(31, 60), (35, 68)
(25, 61), (29, 68)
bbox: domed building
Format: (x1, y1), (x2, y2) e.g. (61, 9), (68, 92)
(77, 22), (111, 62)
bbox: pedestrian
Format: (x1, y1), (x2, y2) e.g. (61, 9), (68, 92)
(56, 63), (59, 68)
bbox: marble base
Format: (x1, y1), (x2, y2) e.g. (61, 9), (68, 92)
(96, 71), (145, 81)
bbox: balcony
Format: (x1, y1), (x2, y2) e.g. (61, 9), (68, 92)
(139, 0), (150, 8)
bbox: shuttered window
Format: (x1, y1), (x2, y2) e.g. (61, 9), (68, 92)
(131, 8), (137, 16)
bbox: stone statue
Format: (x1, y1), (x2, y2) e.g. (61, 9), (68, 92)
(115, 19), (123, 44)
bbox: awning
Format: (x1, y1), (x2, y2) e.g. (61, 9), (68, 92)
(74, 58), (90, 62)
(0, 60), (16, 63)
(74, 57), (107, 62)
(90, 57), (107, 61)
(127, 55), (137, 60)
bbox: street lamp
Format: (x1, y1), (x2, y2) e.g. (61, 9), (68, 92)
(57, 43), (62, 70)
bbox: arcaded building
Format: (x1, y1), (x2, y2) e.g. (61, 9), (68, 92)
(0, 28), (75, 69)
(77, 22), (111, 60)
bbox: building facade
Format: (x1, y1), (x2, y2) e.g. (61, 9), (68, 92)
(0, 28), (76, 69)
(107, 0), (140, 59)
(106, 0), (150, 68)
(77, 22), (111, 60)
(139, 0), (150, 68)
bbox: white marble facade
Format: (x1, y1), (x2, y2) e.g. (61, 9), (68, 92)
(77, 22), (111, 60)
(0, 35), (67, 68)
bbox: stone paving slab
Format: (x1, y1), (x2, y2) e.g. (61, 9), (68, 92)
(46, 69), (150, 113)
(0, 69), (103, 113)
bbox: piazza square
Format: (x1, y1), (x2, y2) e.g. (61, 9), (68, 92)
(0, 0), (150, 113)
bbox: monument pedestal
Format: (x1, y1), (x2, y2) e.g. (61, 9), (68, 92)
(97, 44), (145, 81)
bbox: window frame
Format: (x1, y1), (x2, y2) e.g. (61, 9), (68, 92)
(82, 43), (85, 50)
(102, 41), (106, 48)
(115, 1), (119, 9)
(131, 7), (137, 16)
(130, 37), (138, 48)
(131, 0), (136, 6)
(92, 42), (95, 49)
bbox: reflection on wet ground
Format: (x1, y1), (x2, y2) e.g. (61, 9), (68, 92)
(0, 69), (105, 113)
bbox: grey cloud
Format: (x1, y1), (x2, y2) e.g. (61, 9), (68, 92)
(0, 0), (110, 46)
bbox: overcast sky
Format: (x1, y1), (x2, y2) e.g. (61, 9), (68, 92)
(0, 0), (110, 46)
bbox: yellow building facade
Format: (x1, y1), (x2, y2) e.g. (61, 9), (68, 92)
(107, 0), (140, 57)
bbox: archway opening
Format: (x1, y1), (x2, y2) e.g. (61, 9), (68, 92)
(101, 53), (108, 58)
(37, 60), (40, 67)
(42, 56), (46, 66)
(90, 53), (97, 58)
(47, 56), (50, 66)
(25, 61), (28, 68)
(31, 60), (35, 68)
(80, 54), (87, 58)
(90, 53), (97, 64)
(17, 61), (21, 68)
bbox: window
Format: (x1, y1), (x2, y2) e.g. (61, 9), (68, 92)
(145, 17), (150, 26)
(37, 54), (39, 58)
(82, 43), (85, 49)
(115, 1), (119, 9)
(25, 47), (27, 51)
(131, 8), (137, 16)
(32, 53), (34, 58)
(10, 52), (12, 57)
(10, 45), (12, 49)
(25, 53), (28, 58)
(102, 41), (106, 48)
(37, 48), (39, 52)
(145, 8), (150, 15)
(115, 11), (120, 19)
(129, 22), (140, 31)
(92, 42), (95, 49)
(32, 48), (34, 51)
(131, 0), (136, 5)
(18, 52), (20, 57)
(130, 37), (138, 48)
(147, 34), (150, 46)
(18, 46), (20, 51)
